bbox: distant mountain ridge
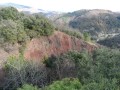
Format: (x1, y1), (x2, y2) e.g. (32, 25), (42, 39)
(0, 3), (47, 13)
(0, 3), (60, 16)
(0, 3), (31, 9)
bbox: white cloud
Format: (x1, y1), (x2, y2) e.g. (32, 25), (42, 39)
(0, 0), (120, 12)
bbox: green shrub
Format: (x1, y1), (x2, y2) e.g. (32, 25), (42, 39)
(0, 7), (21, 20)
(83, 32), (91, 42)
(45, 78), (82, 90)
(0, 20), (27, 44)
(23, 14), (54, 38)
(17, 84), (39, 90)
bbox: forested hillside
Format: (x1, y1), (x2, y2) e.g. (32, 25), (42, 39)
(53, 9), (120, 40)
(0, 7), (119, 90)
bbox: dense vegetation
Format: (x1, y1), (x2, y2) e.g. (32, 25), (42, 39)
(0, 7), (54, 44)
(1, 48), (120, 90)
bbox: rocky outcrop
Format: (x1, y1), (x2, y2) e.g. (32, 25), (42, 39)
(24, 31), (97, 61)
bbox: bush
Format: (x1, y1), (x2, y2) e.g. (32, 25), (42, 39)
(41, 78), (119, 90)
(83, 32), (91, 42)
(17, 84), (39, 90)
(45, 78), (82, 90)
(23, 14), (54, 39)
(0, 7), (21, 20)
(0, 20), (28, 44)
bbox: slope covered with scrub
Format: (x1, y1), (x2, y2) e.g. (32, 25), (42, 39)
(53, 9), (120, 40)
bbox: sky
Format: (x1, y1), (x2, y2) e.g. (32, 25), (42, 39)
(0, 0), (120, 12)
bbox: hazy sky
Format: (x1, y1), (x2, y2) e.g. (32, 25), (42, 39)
(0, 0), (120, 12)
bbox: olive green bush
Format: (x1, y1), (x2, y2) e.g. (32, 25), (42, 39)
(17, 84), (39, 90)
(44, 78), (82, 90)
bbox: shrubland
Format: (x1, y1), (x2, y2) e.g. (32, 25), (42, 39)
(0, 48), (119, 90)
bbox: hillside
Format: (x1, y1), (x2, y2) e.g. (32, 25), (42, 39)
(0, 7), (97, 88)
(24, 31), (96, 61)
(0, 7), (97, 65)
(53, 9), (120, 40)
(0, 31), (96, 66)
(0, 7), (120, 90)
